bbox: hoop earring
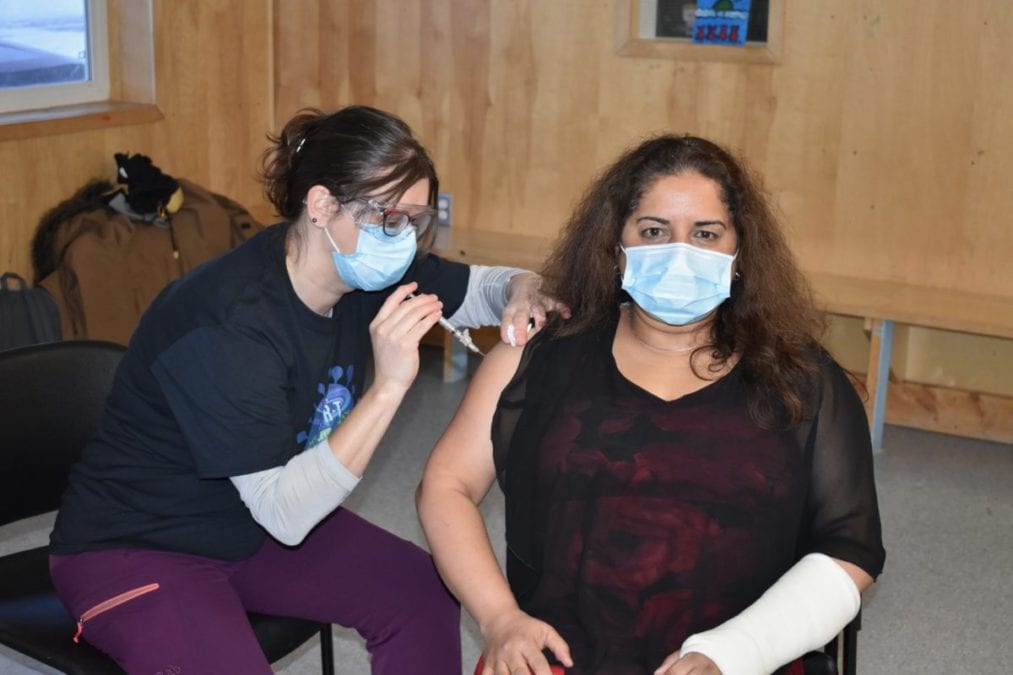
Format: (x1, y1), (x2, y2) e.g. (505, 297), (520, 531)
(734, 271), (742, 281)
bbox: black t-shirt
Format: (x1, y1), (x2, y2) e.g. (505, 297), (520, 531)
(50, 223), (468, 561)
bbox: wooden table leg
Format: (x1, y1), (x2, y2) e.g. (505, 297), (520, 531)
(442, 329), (469, 382)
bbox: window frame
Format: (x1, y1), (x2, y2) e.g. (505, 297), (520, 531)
(0, 0), (111, 115)
(0, 0), (160, 141)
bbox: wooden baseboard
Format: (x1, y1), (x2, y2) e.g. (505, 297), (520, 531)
(874, 377), (1013, 444)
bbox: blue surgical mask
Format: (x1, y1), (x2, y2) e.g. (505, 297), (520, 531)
(621, 243), (736, 325)
(325, 223), (416, 291)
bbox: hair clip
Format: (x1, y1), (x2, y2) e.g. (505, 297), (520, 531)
(295, 137), (306, 154)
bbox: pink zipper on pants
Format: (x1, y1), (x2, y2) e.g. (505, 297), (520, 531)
(73, 583), (160, 643)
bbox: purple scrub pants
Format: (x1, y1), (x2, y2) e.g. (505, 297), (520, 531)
(50, 508), (461, 674)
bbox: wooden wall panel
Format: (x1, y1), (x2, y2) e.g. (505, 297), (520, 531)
(273, 0), (1011, 395)
(274, 0), (1013, 296)
(2, 1), (1007, 399)
(0, 0), (274, 279)
(830, 1), (1013, 295)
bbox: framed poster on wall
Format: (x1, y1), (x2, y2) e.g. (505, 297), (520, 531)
(616, 0), (782, 63)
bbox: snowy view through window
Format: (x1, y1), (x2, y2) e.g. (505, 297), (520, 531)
(0, 0), (89, 90)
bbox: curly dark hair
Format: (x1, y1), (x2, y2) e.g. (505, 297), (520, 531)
(541, 134), (825, 428)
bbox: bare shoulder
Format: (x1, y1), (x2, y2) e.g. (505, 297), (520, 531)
(471, 341), (525, 391)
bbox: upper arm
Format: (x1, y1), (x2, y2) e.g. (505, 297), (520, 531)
(421, 342), (524, 505)
(804, 360), (886, 579)
(833, 557), (874, 593)
(446, 265), (522, 328)
(407, 254), (470, 316)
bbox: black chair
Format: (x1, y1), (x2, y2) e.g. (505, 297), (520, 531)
(0, 340), (334, 674)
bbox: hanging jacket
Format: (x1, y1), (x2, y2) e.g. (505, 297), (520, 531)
(33, 178), (262, 345)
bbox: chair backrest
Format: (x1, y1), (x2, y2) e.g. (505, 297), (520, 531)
(0, 340), (125, 526)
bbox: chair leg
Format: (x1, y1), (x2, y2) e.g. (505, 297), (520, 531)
(842, 622), (858, 675)
(823, 631), (839, 663)
(842, 608), (861, 675)
(319, 624), (335, 675)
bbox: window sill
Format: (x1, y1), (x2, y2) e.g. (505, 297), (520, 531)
(0, 101), (163, 142)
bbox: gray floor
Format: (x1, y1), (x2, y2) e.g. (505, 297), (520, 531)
(1, 347), (1010, 674)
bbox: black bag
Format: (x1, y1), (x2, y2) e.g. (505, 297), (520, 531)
(0, 272), (62, 351)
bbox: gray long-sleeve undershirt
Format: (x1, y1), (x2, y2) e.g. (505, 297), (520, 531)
(447, 264), (524, 328)
(230, 440), (360, 546)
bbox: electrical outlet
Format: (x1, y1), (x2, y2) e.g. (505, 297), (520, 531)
(437, 192), (452, 227)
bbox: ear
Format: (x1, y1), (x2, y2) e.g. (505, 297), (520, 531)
(305, 185), (339, 227)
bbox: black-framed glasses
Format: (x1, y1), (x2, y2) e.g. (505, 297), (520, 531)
(346, 197), (436, 239)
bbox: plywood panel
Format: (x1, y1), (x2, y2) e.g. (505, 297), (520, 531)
(271, 0), (1010, 397)
(884, 378), (1012, 444)
(831, 2), (1013, 295)
(275, 0), (1012, 297)
(3, 0), (1007, 399)
(0, 0), (274, 279)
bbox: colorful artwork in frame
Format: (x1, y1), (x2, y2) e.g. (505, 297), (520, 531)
(692, 0), (752, 46)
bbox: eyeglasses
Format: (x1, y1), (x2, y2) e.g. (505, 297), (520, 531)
(345, 197), (436, 239)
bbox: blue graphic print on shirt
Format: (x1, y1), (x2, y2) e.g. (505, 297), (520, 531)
(297, 364), (356, 449)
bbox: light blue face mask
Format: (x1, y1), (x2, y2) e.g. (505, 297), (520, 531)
(324, 222), (417, 292)
(621, 243), (736, 326)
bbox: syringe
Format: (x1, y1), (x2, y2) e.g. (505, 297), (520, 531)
(408, 293), (483, 355)
(437, 316), (483, 355)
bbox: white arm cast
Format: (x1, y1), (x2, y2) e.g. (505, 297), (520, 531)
(447, 265), (526, 328)
(229, 440), (361, 546)
(678, 553), (861, 675)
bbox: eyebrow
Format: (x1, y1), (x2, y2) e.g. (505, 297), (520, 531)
(370, 199), (433, 212)
(635, 216), (727, 228)
(636, 216), (669, 225)
(391, 203), (437, 213)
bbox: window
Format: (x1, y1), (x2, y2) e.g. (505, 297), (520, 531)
(0, 0), (109, 115)
(0, 0), (158, 141)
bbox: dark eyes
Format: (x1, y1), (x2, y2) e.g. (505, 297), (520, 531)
(638, 227), (719, 242)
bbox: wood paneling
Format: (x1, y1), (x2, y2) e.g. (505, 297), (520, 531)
(2, 0), (1008, 400)
(273, 0), (1012, 396)
(274, 0), (1012, 298)
(878, 377), (1012, 445)
(0, 0), (274, 279)
(615, 0), (784, 64)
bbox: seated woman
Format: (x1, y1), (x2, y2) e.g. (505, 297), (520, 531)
(417, 135), (885, 675)
(47, 105), (564, 674)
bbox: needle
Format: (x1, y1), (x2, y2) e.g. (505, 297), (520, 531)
(407, 293), (484, 355)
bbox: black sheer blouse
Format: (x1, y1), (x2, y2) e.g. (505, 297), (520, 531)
(491, 310), (885, 674)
